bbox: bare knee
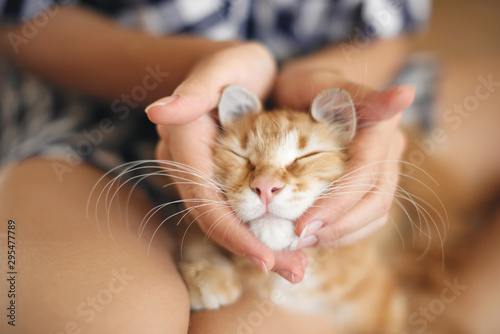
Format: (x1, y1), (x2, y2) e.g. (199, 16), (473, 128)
(76, 268), (191, 333)
(0, 221), (191, 334)
(0, 159), (190, 333)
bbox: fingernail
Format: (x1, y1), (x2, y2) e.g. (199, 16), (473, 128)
(275, 269), (297, 283)
(145, 94), (179, 113)
(296, 235), (318, 249)
(247, 255), (269, 275)
(300, 220), (324, 238)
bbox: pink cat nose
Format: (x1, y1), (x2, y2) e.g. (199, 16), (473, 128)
(251, 179), (284, 205)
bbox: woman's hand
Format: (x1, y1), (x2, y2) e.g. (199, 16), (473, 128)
(274, 68), (414, 248)
(148, 42), (308, 283)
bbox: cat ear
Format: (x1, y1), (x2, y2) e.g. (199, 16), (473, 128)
(218, 85), (261, 126)
(311, 88), (357, 142)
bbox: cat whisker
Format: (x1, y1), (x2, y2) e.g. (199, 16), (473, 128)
(325, 170), (434, 195)
(315, 186), (446, 262)
(131, 159), (234, 192)
(320, 166), (449, 242)
(139, 200), (185, 243)
(310, 192), (417, 234)
(205, 209), (241, 243)
(150, 201), (230, 256)
(318, 188), (439, 238)
(309, 194), (413, 251)
(86, 158), (237, 250)
(177, 204), (231, 258)
(334, 169), (447, 226)
(178, 215), (206, 262)
(161, 160), (234, 190)
(331, 160), (438, 186)
(174, 204), (220, 260)
(139, 199), (224, 244)
(103, 170), (187, 234)
(87, 160), (144, 235)
(96, 171), (213, 244)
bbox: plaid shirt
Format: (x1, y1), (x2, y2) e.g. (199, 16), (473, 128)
(1, 0), (431, 59)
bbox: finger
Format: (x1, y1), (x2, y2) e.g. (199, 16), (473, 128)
(273, 250), (308, 283)
(314, 174), (395, 247)
(356, 85), (415, 123)
(331, 215), (389, 248)
(192, 198), (276, 270)
(323, 79), (415, 122)
(295, 115), (401, 236)
(146, 65), (228, 125)
(313, 129), (405, 246)
(155, 138), (169, 161)
(280, 70), (414, 122)
(146, 43), (276, 125)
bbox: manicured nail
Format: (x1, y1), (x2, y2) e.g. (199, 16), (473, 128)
(300, 220), (324, 238)
(276, 269), (297, 284)
(145, 94), (179, 113)
(247, 255), (269, 275)
(296, 235), (318, 249)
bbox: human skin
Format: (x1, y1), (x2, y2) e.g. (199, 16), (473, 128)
(0, 159), (191, 334)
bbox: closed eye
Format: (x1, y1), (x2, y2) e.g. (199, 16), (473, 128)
(295, 151), (327, 161)
(224, 149), (249, 162)
(224, 149), (257, 171)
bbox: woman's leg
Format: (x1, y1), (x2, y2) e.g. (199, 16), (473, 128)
(189, 292), (336, 334)
(0, 159), (189, 333)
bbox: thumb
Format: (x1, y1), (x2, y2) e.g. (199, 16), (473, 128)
(146, 43), (276, 125)
(145, 65), (224, 125)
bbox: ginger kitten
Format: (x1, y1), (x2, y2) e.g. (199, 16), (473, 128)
(179, 86), (406, 333)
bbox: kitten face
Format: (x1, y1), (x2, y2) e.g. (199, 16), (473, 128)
(214, 86), (356, 250)
(214, 110), (347, 220)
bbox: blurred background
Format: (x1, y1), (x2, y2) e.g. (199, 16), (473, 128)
(410, 0), (500, 204)
(405, 0), (500, 332)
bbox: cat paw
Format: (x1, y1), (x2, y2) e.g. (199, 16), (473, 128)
(179, 260), (242, 310)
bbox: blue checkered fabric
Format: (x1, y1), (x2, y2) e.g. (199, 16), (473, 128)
(1, 0), (431, 59)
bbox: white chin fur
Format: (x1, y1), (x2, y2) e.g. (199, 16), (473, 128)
(248, 216), (299, 251)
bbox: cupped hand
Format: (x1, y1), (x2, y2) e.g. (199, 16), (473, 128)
(147, 42), (308, 283)
(274, 68), (414, 248)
